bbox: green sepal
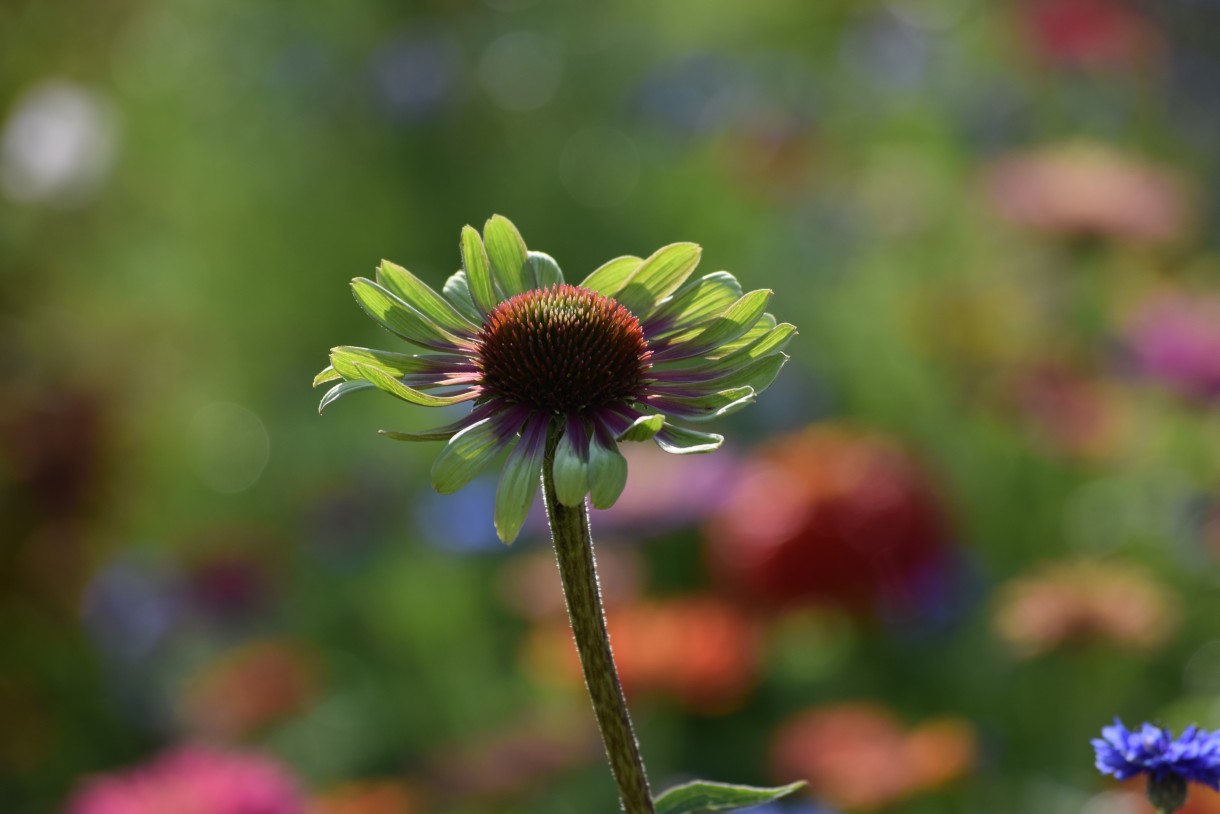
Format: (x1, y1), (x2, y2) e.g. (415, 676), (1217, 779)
(377, 260), (480, 336)
(460, 225), (498, 314)
(579, 255), (641, 297)
(552, 420), (589, 507)
(494, 419), (548, 544)
(313, 365), (342, 387)
(431, 416), (514, 494)
(318, 380), (374, 414)
(613, 242), (702, 319)
(442, 270), (483, 323)
(617, 413), (665, 442)
(350, 362), (476, 408)
(587, 426), (628, 509)
(653, 780), (807, 814)
(484, 215), (533, 296)
(529, 251), (564, 288)
(350, 278), (469, 350)
(655, 423), (723, 454)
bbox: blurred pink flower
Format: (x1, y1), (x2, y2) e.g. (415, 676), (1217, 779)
(525, 596), (762, 713)
(770, 702), (976, 810)
(1019, 0), (1160, 69)
(65, 744), (305, 814)
(1125, 290), (1220, 401)
(705, 425), (954, 618)
(993, 559), (1179, 657)
(1009, 363), (1127, 460)
(983, 143), (1191, 243)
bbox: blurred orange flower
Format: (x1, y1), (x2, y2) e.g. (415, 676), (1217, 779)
(770, 702), (976, 810)
(983, 143), (1191, 243)
(311, 780), (421, 814)
(177, 639), (320, 740)
(1103, 780), (1220, 813)
(705, 425), (954, 618)
(993, 559), (1179, 657)
(524, 596), (761, 714)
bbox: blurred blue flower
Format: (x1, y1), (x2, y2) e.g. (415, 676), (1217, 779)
(1093, 719), (1220, 791)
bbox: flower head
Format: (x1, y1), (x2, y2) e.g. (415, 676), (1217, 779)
(1095, 721), (1220, 787)
(314, 216), (792, 543)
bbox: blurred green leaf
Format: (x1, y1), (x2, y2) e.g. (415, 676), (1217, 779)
(653, 780), (806, 814)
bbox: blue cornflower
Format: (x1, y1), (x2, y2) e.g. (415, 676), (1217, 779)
(1093, 719), (1220, 812)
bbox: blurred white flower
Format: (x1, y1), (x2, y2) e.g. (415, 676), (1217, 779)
(1, 80), (120, 207)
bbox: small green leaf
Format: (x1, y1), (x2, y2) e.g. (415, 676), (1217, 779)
(587, 426), (628, 509)
(654, 423), (723, 455)
(579, 255), (641, 297)
(484, 215), (533, 296)
(377, 260), (480, 336)
(613, 242), (702, 319)
(529, 251), (565, 288)
(617, 413), (665, 442)
(318, 380), (374, 414)
(313, 365), (342, 387)
(654, 780), (806, 814)
(460, 225), (498, 314)
(431, 416), (514, 494)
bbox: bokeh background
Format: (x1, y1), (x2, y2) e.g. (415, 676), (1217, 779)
(5, 0), (1220, 812)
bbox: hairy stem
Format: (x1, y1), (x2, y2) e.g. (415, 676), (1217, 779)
(541, 429), (655, 814)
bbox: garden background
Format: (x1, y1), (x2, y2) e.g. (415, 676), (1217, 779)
(4, 0), (1220, 812)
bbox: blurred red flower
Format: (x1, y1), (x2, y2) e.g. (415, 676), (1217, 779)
(993, 559), (1179, 657)
(177, 639), (320, 740)
(310, 780), (421, 814)
(770, 702), (976, 810)
(705, 425), (953, 618)
(982, 143), (1191, 243)
(65, 744), (305, 814)
(524, 595), (761, 713)
(1019, 0), (1160, 69)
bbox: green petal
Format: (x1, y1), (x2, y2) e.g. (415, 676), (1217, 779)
(318, 379), (374, 414)
(313, 365), (342, 387)
(329, 346), (466, 380)
(654, 780), (807, 814)
(655, 423), (723, 455)
(588, 425), (628, 510)
(553, 417), (589, 507)
(714, 312), (777, 357)
(460, 225), (498, 314)
(484, 215), (533, 296)
(529, 251), (565, 288)
(442, 270), (483, 323)
(711, 322), (796, 365)
(660, 289), (772, 359)
(579, 255), (641, 297)
(617, 412), (665, 442)
(377, 260), (480, 336)
(351, 362), (477, 407)
(377, 405), (494, 442)
(613, 242), (702, 318)
(351, 278), (470, 350)
(650, 386), (755, 422)
(494, 417), (549, 544)
(704, 353), (789, 395)
(647, 271), (744, 336)
(431, 415), (515, 494)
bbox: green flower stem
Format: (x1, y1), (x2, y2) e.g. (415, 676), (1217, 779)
(542, 427), (655, 814)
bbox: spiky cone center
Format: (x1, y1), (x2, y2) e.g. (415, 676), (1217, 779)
(475, 284), (652, 414)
